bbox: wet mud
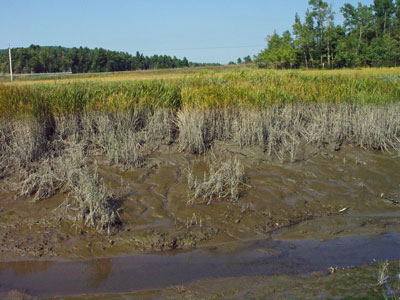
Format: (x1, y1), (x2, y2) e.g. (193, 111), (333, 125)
(1, 144), (400, 298)
(1, 144), (399, 259)
(1, 233), (400, 298)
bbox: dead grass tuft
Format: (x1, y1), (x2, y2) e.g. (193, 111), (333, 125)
(145, 109), (176, 150)
(187, 155), (247, 205)
(65, 165), (120, 233)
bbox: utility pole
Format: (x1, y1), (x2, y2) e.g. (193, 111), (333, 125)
(9, 44), (13, 81)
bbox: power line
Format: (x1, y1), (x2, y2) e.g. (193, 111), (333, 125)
(139, 45), (265, 52)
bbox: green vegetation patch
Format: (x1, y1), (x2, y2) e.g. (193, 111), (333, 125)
(1, 69), (399, 118)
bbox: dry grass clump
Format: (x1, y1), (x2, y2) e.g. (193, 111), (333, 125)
(145, 109), (176, 149)
(81, 112), (146, 169)
(231, 107), (302, 162)
(177, 107), (302, 161)
(0, 120), (11, 174)
(53, 115), (85, 146)
(177, 110), (211, 154)
(11, 134), (120, 233)
(77, 110), (175, 169)
(302, 103), (400, 151)
(348, 104), (400, 151)
(176, 109), (233, 154)
(18, 157), (66, 202)
(65, 165), (120, 233)
(2, 119), (52, 169)
(176, 104), (400, 161)
(18, 143), (85, 202)
(23, 150), (119, 232)
(187, 155), (247, 205)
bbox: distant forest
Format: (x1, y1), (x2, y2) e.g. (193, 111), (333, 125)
(256, 0), (400, 68)
(0, 46), (219, 74)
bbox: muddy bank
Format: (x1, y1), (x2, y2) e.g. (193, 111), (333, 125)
(1, 232), (400, 298)
(0, 144), (400, 260)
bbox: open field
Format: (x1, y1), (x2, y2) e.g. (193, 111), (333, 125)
(1, 67), (400, 299)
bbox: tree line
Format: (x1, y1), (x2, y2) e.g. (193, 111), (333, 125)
(256, 0), (400, 68)
(0, 45), (218, 74)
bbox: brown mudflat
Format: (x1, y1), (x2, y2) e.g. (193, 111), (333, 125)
(1, 145), (399, 259)
(1, 145), (400, 299)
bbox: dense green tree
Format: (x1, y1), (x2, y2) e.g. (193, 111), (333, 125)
(293, 12), (315, 68)
(307, 0), (335, 67)
(373, 0), (395, 36)
(256, 0), (400, 69)
(256, 31), (297, 69)
(0, 45), (204, 74)
(341, 3), (374, 65)
(243, 55), (252, 63)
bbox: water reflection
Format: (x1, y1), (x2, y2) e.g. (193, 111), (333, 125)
(85, 258), (112, 289)
(0, 260), (54, 276)
(0, 233), (400, 298)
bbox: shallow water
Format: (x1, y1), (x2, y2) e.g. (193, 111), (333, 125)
(1, 232), (400, 298)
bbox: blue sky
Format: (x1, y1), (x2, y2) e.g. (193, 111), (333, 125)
(1, 0), (374, 64)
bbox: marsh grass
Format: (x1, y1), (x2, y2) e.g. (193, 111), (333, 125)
(89, 113), (146, 169)
(1, 116), (121, 232)
(187, 155), (247, 205)
(3, 120), (51, 169)
(65, 164), (120, 234)
(144, 109), (176, 149)
(177, 110), (212, 154)
(3, 103), (400, 192)
(15, 141), (120, 233)
(18, 143), (85, 202)
(180, 104), (400, 159)
(1, 69), (399, 118)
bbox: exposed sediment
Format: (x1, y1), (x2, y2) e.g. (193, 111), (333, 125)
(0, 104), (399, 259)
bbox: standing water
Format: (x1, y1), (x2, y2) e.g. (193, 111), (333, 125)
(1, 232), (400, 298)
